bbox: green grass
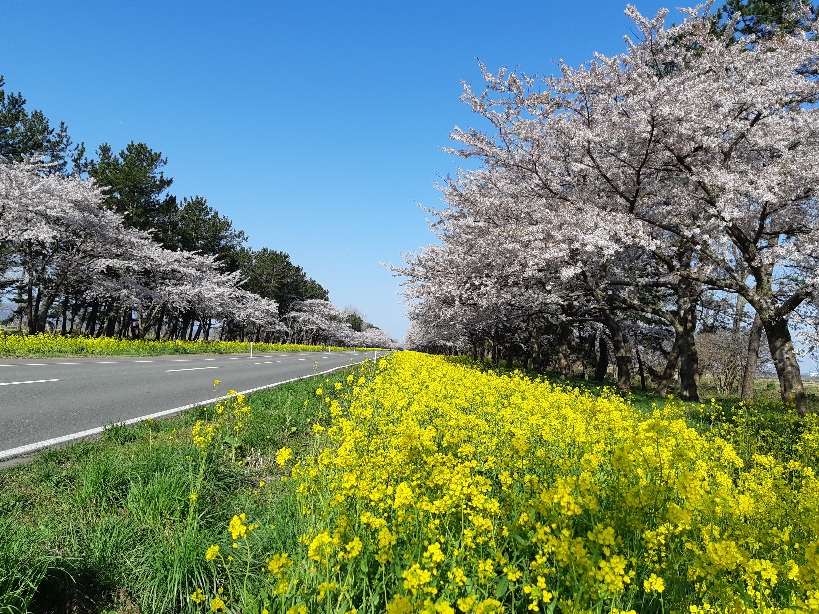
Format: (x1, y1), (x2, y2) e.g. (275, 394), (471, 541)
(0, 365), (362, 613)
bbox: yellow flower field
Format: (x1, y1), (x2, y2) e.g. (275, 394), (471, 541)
(199, 352), (819, 613)
(0, 332), (349, 357)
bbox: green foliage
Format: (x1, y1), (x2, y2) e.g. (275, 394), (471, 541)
(76, 141), (176, 236)
(345, 310), (366, 332)
(238, 247), (329, 314)
(0, 75), (76, 173)
(717, 0), (816, 38)
(167, 196), (247, 269)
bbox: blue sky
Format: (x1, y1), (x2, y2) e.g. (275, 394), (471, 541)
(2, 0), (675, 341)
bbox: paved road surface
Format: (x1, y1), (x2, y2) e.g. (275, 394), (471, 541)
(0, 350), (377, 461)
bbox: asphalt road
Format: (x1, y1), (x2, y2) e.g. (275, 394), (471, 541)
(0, 350), (378, 461)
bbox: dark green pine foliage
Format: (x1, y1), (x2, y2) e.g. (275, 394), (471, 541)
(76, 141), (176, 241)
(0, 76), (76, 173)
(717, 0), (816, 37)
(238, 248), (329, 314)
(166, 195), (247, 270)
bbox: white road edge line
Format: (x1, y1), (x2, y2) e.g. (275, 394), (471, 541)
(0, 362), (359, 462)
(166, 366), (220, 372)
(0, 378), (60, 387)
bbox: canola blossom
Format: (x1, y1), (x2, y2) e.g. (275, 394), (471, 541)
(0, 332), (351, 358)
(197, 352), (819, 613)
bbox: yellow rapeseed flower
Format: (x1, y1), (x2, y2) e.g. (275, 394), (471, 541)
(190, 588), (206, 604)
(644, 573), (665, 593)
(276, 447), (294, 467)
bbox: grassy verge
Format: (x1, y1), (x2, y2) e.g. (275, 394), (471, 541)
(0, 362), (371, 613)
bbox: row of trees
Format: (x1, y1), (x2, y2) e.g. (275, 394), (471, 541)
(0, 78), (393, 348)
(397, 0), (819, 412)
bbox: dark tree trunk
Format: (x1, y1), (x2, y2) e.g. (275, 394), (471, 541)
(676, 289), (701, 402)
(741, 312), (763, 402)
(86, 300), (99, 337)
(104, 310), (117, 337)
(154, 305), (166, 340)
(556, 323), (573, 379)
(168, 316), (179, 340)
(61, 294), (69, 335)
(634, 335), (647, 392)
(602, 314), (631, 393)
(68, 299), (80, 335)
(763, 315), (806, 415)
(26, 277), (34, 334)
(594, 335), (609, 382)
(677, 326), (700, 401)
(656, 338), (680, 398)
(32, 289), (56, 334)
(118, 310), (131, 339)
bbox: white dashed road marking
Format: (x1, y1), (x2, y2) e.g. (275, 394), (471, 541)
(165, 366), (219, 372)
(0, 378), (60, 386)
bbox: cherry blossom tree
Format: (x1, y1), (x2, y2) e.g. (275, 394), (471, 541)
(401, 2), (819, 411)
(284, 299), (358, 346)
(0, 159), (290, 342)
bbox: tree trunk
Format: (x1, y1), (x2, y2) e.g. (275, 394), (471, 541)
(26, 276), (34, 334)
(86, 300), (99, 337)
(656, 338), (680, 398)
(61, 294), (69, 335)
(763, 316), (806, 415)
(154, 305), (166, 340)
(68, 299), (80, 335)
(168, 316), (179, 340)
(104, 310), (117, 337)
(118, 309), (132, 339)
(603, 314), (631, 393)
(676, 290), (700, 402)
(594, 335), (609, 382)
(677, 325), (700, 402)
(556, 324), (573, 379)
(634, 335), (647, 392)
(32, 289), (56, 334)
(741, 312), (763, 401)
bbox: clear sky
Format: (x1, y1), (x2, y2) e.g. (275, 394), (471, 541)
(1, 0), (677, 342)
